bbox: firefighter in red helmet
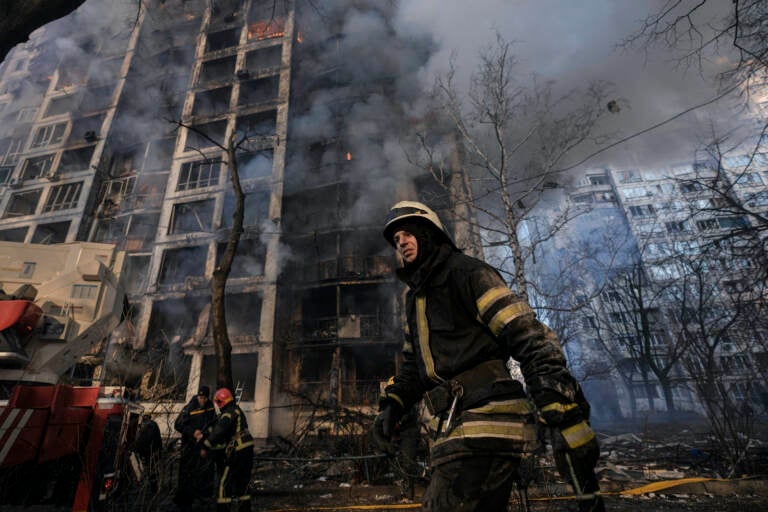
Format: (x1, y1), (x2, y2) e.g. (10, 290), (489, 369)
(195, 388), (255, 512)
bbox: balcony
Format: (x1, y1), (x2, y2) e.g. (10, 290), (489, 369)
(296, 314), (397, 344)
(302, 255), (392, 282)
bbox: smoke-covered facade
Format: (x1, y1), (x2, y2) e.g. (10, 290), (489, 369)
(0, 0), (468, 438)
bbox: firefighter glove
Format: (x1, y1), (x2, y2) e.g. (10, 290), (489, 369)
(372, 400), (402, 454)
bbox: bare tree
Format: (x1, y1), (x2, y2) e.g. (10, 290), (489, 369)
(622, 0), (768, 91)
(675, 134), (768, 283)
(409, 35), (615, 300)
(591, 261), (692, 413)
(180, 125), (250, 393)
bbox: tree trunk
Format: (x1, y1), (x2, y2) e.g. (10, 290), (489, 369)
(210, 133), (245, 393)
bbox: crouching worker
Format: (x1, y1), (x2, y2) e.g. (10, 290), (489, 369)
(195, 388), (255, 512)
(372, 201), (604, 512)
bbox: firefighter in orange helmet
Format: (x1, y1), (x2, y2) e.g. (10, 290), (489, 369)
(195, 388), (254, 512)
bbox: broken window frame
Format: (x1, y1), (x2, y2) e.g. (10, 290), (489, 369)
(177, 159), (222, 191)
(42, 182), (83, 212)
(157, 244), (208, 285)
(30, 122), (68, 148)
(169, 198), (215, 234)
(0, 165), (12, 184)
(0, 138), (24, 165)
(4, 189), (43, 218)
(192, 86), (233, 117)
(0, 227), (29, 242)
(16, 107), (38, 123)
(59, 145), (96, 174)
(44, 95), (78, 118)
(20, 154), (56, 181)
(237, 75), (280, 107)
(31, 221), (71, 244)
(206, 27), (241, 52)
(198, 56), (237, 87)
(236, 149), (273, 180)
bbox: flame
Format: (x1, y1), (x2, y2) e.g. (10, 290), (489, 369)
(346, 152), (352, 161)
(297, 32), (303, 44)
(247, 19), (286, 41)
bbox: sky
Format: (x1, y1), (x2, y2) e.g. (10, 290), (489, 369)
(394, 0), (744, 171)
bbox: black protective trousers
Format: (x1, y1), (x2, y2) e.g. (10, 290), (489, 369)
(216, 447), (254, 512)
(421, 455), (523, 512)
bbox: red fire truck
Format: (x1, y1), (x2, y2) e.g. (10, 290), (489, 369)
(0, 241), (140, 511)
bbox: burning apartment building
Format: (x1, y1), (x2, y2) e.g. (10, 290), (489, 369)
(0, 0), (475, 438)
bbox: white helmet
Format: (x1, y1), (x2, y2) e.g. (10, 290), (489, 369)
(383, 200), (457, 249)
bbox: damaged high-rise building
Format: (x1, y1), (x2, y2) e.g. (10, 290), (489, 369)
(0, 0), (474, 438)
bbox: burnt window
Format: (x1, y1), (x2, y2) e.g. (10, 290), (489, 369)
(89, 57), (123, 85)
(132, 173), (168, 209)
(31, 221), (71, 244)
(237, 149), (273, 179)
(237, 76), (279, 107)
(30, 122), (67, 148)
(16, 107), (38, 123)
(206, 28), (240, 52)
(202, 353), (258, 401)
(185, 121), (227, 150)
(99, 176), (136, 203)
(211, 0), (242, 23)
(79, 85), (114, 112)
(193, 86), (232, 117)
(44, 95), (77, 118)
(4, 189), (42, 217)
(222, 189), (270, 228)
(93, 217), (127, 243)
(245, 46), (282, 73)
(144, 138), (176, 172)
(125, 213), (160, 251)
(158, 245), (208, 285)
(124, 255), (150, 294)
(0, 166), (12, 184)
(57, 59), (89, 88)
(42, 182), (83, 212)
(68, 115), (104, 144)
(236, 110), (276, 138)
(20, 154), (56, 180)
(216, 238), (266, 278)
(224, 292), (262, 335)
(198, 56), (236, 87)
(247, 1), (286, 41)
(59, 146), (96, 173)
(108, 151), (135, 176)
(169, 199), (215, 234)
(0, 138), (24, 165)
(0, 227), (28, 242)
(178, 159), (221, 190)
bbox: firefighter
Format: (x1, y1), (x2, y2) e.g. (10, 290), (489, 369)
(373, 201), (604, 512)
(195, 387), (255, 512)
(173, 386), (216, 510)
(131, 414), (162, 494)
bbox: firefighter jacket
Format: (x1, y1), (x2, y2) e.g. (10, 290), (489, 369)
(384, 244), (582, 465)
(175, 398), (216, 447)
(203, 402), (254, 460)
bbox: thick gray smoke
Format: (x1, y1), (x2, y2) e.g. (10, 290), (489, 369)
(394, 0), (740, 169)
